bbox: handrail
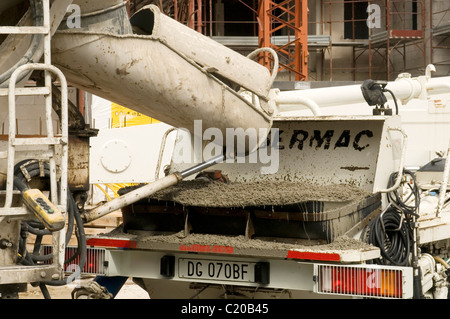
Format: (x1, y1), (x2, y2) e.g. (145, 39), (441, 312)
(6, 63), (68, 209)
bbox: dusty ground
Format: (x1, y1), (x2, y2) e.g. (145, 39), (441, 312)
(18, 277), (149, 299)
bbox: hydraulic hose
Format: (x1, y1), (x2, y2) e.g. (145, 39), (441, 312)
(366, 170), (419, 266)
(383, 88), (399, 115)
(386, 169), (420, 218)
(367, 206), (411, 266)
(364, 169), (425, 298)
(13, 159), (87, 297)
(42, 192), (87, 288)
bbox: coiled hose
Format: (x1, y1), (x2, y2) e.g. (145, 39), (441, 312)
(366, 205), (412, 266)
(13, 159), (86, 298)
(365, 169), (420, 266)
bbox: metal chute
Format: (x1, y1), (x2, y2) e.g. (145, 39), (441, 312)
(51, 4), (277, 155)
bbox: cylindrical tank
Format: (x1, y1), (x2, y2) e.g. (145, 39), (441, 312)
(129, 5), (275, 98)
(51, 5), (274, 155)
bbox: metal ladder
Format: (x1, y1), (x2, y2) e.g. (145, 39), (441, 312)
(0, 0), (69, 287)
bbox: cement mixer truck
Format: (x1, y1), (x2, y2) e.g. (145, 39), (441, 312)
(1, 0), (450, 300)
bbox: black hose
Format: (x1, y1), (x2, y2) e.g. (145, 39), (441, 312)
(367, 206), (411, 266)
(13, 176), (30, 192)
(366, 170), (420, 266)
(383, 88), (399, 115)
(42, 191), (87, 287)
(365, 169), (426, 298)
(413, 267), (425, 299)
(13, 160), (76, 246)
(13, 159), (51, 184)
(39, 282), (51, 299)
(13, 159), (87, 295)
(16, 222), (29, 264)
(386, 169), (420, 217)
(26, 221), (51, 237)
(62, 195), (82, 264)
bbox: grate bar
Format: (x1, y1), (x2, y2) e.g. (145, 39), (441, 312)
(316, 264), (406, 299)
(43, 246), (106, 275)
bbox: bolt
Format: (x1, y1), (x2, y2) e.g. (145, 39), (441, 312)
(0, 239), (12, 249)
(40, 272), (47, 278)
(51, 274), (60, 280)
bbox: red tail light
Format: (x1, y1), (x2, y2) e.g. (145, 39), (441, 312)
(317, 264), (405, 298)
(43, 246), (106, 275)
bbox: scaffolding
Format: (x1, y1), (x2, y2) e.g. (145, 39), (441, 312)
(126, 1), (447, 82)
(127, 0), (214, 34)
(307, 0), (371, 81)
(309, 0), (428, 81)
(127, 0), (308, 81)
(256, 0), (308, 81)
(366, 0), (426, 80)
(430, 0), (450, 75)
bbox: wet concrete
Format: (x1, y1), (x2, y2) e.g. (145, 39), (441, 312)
(148, 180), (369, 208)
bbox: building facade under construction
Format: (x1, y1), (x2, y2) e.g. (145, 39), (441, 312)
(126, 0), (449, 83)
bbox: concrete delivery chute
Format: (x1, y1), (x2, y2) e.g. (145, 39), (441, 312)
(51, 3), (278, 153)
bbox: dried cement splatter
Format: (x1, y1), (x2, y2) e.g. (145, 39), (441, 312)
(104, 226), (374, 253)
(142, 232), (371, 251)
(147, 180), (369, 208)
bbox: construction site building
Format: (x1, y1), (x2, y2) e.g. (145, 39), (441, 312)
(125, 0), (449, 83)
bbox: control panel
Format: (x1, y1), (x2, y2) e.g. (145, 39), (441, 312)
(23, 189), (65, 231)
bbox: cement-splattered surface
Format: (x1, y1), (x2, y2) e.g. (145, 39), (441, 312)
(144, 180), (369, 208)
(112, 180), (376, 255)
(105, 225), (376, 257)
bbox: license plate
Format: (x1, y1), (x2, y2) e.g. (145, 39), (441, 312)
(178, 258), (255, 283)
